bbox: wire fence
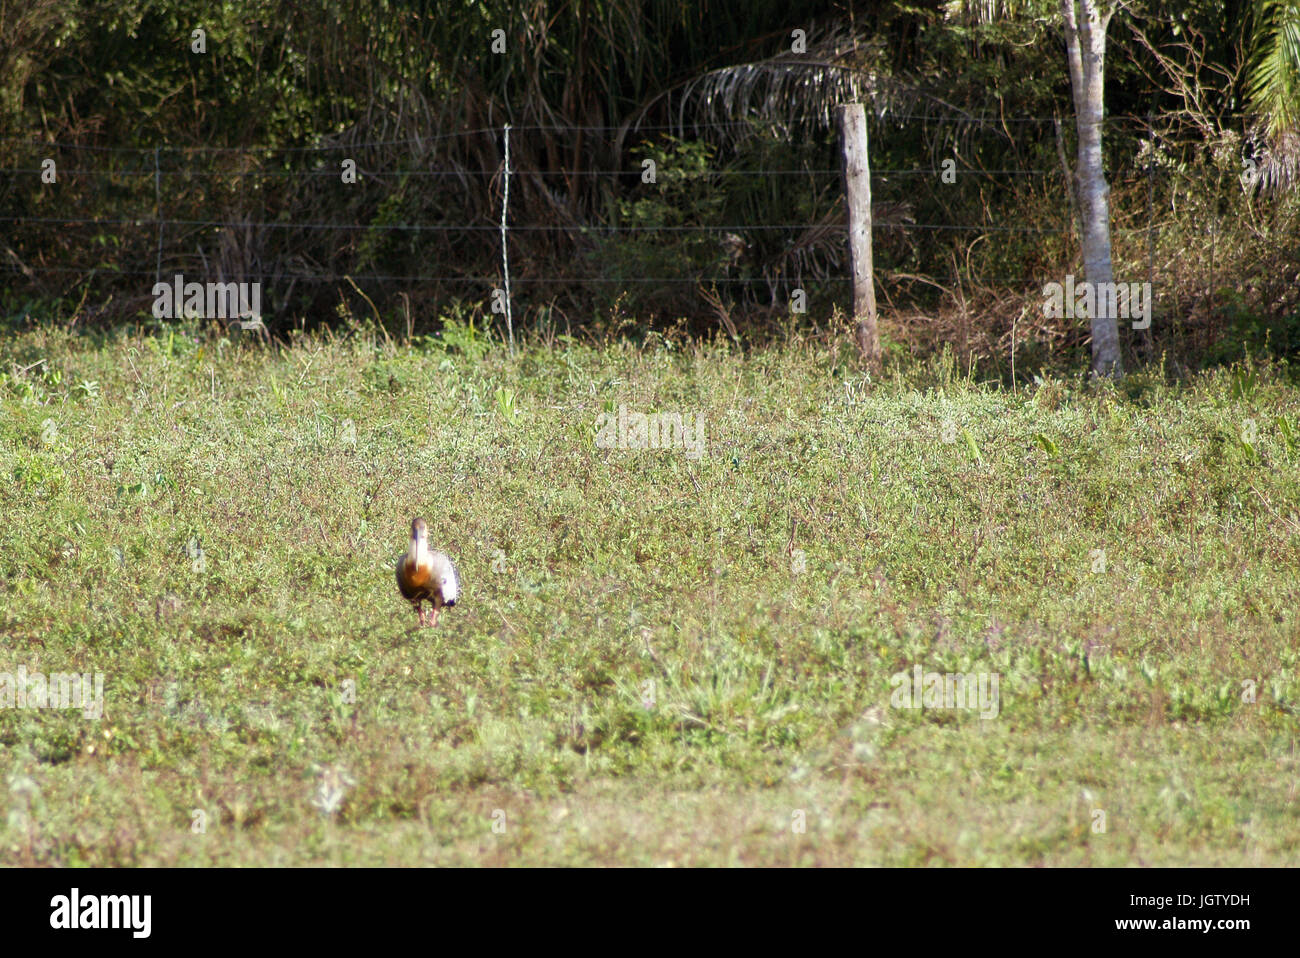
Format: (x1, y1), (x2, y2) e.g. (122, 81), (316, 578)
(0, 111), (1247, 323)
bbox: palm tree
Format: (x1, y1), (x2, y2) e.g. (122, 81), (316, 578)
(1245, 0), (1300, 192)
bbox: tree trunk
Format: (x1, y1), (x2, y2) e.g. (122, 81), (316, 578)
(1061, 0), (1122, 379)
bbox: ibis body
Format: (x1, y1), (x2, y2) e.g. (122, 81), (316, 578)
(396, 517), (459, 627)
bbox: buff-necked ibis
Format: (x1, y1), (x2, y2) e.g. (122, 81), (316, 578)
(396, 517), (459, 627)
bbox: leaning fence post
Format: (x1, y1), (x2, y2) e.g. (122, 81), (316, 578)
(838, 103), (880, 368)
(154, 146), (163, 289)
(500, 123), (515, 355)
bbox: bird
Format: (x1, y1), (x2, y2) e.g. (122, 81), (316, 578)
(395, 517), (459, 627)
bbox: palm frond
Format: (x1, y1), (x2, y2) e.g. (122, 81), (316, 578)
(1245, 0), (1300, 193)
(659, 26), (922, 149)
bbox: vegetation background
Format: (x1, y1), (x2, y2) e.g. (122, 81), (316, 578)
(2, 0), (1298, 371)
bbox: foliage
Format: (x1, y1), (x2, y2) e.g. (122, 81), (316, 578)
(0, 1), (1297, 366)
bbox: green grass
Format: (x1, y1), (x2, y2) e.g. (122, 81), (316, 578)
(1, 322), (1298, 865)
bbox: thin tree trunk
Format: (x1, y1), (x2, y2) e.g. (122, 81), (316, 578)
(1061, 0), (1122, 379)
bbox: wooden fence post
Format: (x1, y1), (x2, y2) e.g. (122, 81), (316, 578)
(838, 103), (880, 368)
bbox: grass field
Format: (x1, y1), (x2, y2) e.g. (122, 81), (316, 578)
(2, 319), (1298, 865)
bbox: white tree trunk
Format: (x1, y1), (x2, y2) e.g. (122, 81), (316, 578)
(1061, 0), (1122, 378)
